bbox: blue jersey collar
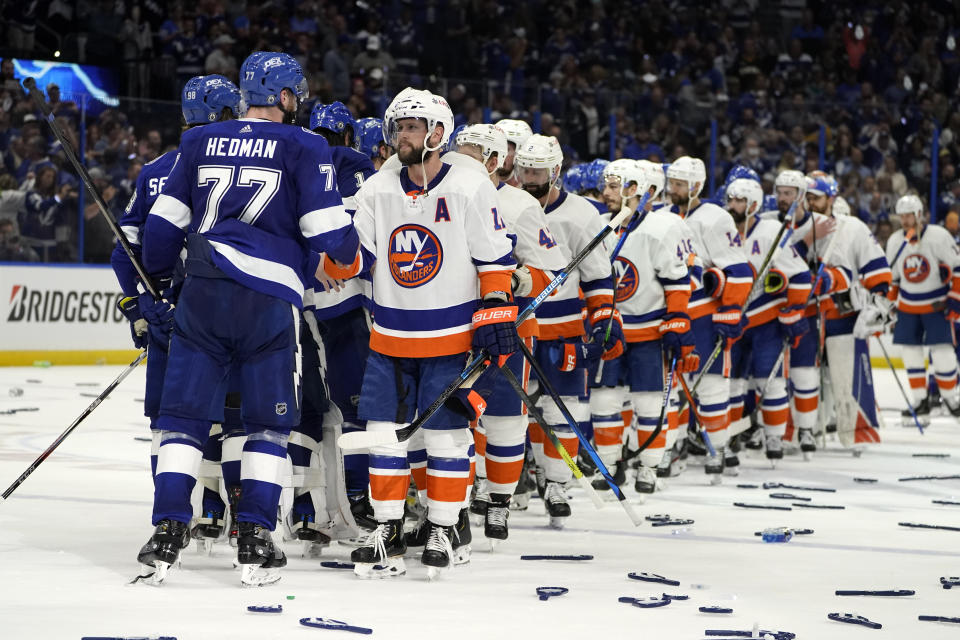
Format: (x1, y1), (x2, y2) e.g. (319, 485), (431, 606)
(399, 163), (451, 195)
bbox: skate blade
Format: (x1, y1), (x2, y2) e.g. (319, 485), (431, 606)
(195, 538), (216, 555)
(425, 563), (451, 581)
(510, 495), (530, 511)
(722, 467), (739, 477)
(487, 538), (502, 552)
(468, 513), (485, 528)
(708, 474), (723, 486)
(548, 517), (567, 530)
(129, 561), (171, 586)
(802, 450), (813, 462)
(240, 563), (281, 587)
(353, 558), (406, 579)
(452, 545), (471, 566)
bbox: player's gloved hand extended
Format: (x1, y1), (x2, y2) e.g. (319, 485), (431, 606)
(947, 295), (960, 322)
(445, 387), (488, 421)
(658, 312), (700, 373)
(812, 266), (843, 296)
(778, 304), (809, 348)
(548, 337), (604, 372)
(116, 296), (147, 349)
(712, 305), (744, 344)
(137, 279), (176, 329)
(589, 305), (624, 360)
(472, 299), (520, 361)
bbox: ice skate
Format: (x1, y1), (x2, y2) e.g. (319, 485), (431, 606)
(452, 508), (471, 565)
(236, 522), (286, 587)
(469, 478), (490, 526)
(133, 519), (188, 586)
(351, 520), (406, 579)
(723, 448), (740, 476)
(577, 453), (597, 478)
(765, 435), (783, 468)
(705, 451), (723, 485)
(745, 426), (764, 450)
(511, 458), (535, 511)
(484, 494), (510, 549)
(289, 514), (330, 558)
(656, 447), (674, 478)
(226, 485), (241, 548)
(191, 509), (225, 554)
(634, 465), (659, 494)
(592, 457), (626, 489)
(543, 481), (570, 528)
(421, 522), (454, 580)
(404, 508), (429, 549)
(534, 465), (547, 499)
(901, 397), (931, 427)
(799, 429), (816, 461)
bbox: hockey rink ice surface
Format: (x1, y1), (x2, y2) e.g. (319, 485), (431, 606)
(1, 365), (958, 639)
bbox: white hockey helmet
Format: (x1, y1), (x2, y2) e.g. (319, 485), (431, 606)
(602, 158), (644, 195)
(666, 156), (706, 199)
(514, 134), (563, 184)
(495, 118), (533, 148)
(382, 88), (454, 151)
(895, 194), (924, 217)
(726, 177), (765, 217)
(774, 169), (807, 199)
(637, 159), (666, 200)
(455, 123), (508, 171)
(832, 195), (851, 217)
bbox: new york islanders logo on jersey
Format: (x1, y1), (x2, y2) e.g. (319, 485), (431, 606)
(613, 256), (638, 303)
(903, 254), (931, 283)
(389, 224), (443, 288)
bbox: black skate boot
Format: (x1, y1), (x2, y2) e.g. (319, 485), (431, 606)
(592, 456), (627, 489)
(452, 508), (471, 565)
(723, 447), (740, 476)
(484, 493), (510, 546)
(799, 428), (816, 460)
(469, 478), (490, 520)
(902, 397), (932, 425)
(348, 493), (378, 531)
(351, 519), (406, 579)
(765, 434), (784, 467)
(404, 508), (429, 548)
(289, 513), (331, 558)
(237, 521), (287, 587)
(134, 519), (189, 585)
(744, 424), (764, 450)
(634, 465), (658, 494)
(543, 481), (571, 528)
(705, 450), (723, 485)
(421, 521), (455, 580)
(577, 453), (597, 478)
(686, 429), (707, 456)
(191, 509), (225, 553)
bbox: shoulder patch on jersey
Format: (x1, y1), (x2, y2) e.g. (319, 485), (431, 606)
(388, 224), (444, 288)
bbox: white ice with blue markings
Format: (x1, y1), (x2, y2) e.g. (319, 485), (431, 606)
(1, 365), (958, 639)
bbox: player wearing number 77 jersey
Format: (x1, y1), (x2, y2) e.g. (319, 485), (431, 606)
(138, 52), (362, 587)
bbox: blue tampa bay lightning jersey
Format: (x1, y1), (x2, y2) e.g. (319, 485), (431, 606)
(111, 150), (179, 297)
(143, 118), (359, 308)
(303, 145), (376, 321)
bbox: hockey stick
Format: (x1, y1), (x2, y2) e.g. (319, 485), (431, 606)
(681, 201), (799, 407)
(622, 355), (678, 464)
(1, 351), (148, 501)
(676, 372), (717, 457)
(21, 78), (160, 298)
(495, 364), (605, 510)
(874, 337), (925, 434)
(515, 339), (643, 526)
(887, 227), (916, 271)
(337, 198), (640, 451)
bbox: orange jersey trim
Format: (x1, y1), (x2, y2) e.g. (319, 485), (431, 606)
(370, 329), (472, 358)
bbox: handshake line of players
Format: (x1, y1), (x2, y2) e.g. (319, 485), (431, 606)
(108, 51), (960, 587)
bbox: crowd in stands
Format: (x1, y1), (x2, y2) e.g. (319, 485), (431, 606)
(3, 1), (960, 263)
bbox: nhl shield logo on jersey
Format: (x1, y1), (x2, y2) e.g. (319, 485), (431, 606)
(388, 224), (444, 288)
(275, 402), (287, 416)
(613, 256), (639, 303)
(903, 254), (931, 283)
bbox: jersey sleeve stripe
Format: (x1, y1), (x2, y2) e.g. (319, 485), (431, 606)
(151, 194), (192, 230)
(207, 240), (304, 302)
(299, 204), (352, 238)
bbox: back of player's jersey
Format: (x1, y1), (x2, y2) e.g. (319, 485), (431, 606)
(147, 118), (354, 307)
(112, 150), (179, 296)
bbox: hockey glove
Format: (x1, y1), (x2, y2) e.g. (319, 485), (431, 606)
(511, 265), (533, 297)
(137, 278), (176, 330)
(445, 387), (488, 421)
(778, 304), (809, 348)
(117, 296), (148, 349)
(812, 266), (846, 296)
(947, 296), (960, 322)
(472, 300), (520, 361)
(589, 305), (625, 360)
(712, 304), (744, 343)
(658, 312), (700, 373)
(702, 267), (726, 299)
(549, 337), (604, 372)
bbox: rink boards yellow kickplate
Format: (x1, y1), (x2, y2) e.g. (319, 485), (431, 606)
(0, 350), (142, 366)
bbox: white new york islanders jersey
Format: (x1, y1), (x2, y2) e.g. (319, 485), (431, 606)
(742, 217), (812, 327)
(536, 190), (614, 340)
(495, 182), (568, 337)
(353, 161), (516, 358)
(614, 208), (695, 341)
(825, 215), (891, 317)
(887, 224), (960, 314)
(673, 201), (753, 319)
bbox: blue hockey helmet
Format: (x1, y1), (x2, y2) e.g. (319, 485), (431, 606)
(806, 170), (838, 197)
(181, 75), (243, 124)
(446, 124), (467, 152)
(354, 117), (385, 158)
(724, 163), (761, 186)
(563, 163), (585, 193)
(583, 158), (610, 192)
(239, 52), (308, 108)
(310, 101), (356, 136)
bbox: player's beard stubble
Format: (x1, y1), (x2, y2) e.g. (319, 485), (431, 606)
(522, 181), (550, 200)
(398, 140), (427, 166)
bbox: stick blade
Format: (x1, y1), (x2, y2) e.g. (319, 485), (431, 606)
(337, 429), (399, 450)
